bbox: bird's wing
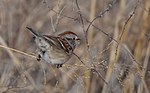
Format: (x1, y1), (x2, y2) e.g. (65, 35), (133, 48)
(43, 35), (72, 54)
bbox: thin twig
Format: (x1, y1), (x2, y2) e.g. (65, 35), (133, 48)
(39, 62), (47, 85)
(51, 16), (56, 32)
(83, 16), (118, 44)
(54, 5), (66, 32)
(73, 53), (108, 85)
(85, 0), (118, 45)
(42, 0), (78, 21)
(119, 5), (138, 41)
(139, 1), (150, 15)
(0, 44), (36, 58)
(42, 0), (118, 44)
(75, 0), (85, 32)
(115, 0), (139, 59)
(75, 0), (89, 50)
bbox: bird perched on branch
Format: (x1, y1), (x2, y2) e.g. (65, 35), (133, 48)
(26, 27), (80, 68)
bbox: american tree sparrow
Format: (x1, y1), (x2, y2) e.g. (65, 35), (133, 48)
(26, 27), (80, 68)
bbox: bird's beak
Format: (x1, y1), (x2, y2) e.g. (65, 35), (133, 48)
(75, 38), (81, 45)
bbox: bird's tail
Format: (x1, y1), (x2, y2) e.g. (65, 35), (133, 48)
(26, 27), (40, 37)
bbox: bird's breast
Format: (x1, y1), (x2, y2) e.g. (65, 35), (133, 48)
(40, 47), (71, 64)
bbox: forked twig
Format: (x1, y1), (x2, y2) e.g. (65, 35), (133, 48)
(82, 16), (118, 44)
(85, 0), (118, 45)
(119, 4), (138, 41)
(73, 53), (108, 85)
(42, 0), (118, 44)
(115, 0), (139, 59)
(75, 0), (90, 50)
(75, 0), (85, 32)
(42, 0), (78, 21)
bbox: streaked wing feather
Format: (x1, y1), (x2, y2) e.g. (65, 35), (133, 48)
(43, 35), (72, 54)
(43, 35), (65, 50)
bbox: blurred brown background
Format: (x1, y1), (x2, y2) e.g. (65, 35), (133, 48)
(0, 0), (150, 93)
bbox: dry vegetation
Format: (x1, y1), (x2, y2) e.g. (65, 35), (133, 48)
(0, 0), (150, 93)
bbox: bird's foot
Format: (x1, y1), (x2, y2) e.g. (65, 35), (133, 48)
(37, 54), (41, 61)
(55, 64), (63, 68)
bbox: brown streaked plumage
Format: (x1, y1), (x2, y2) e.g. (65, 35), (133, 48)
(26, 27), (80, 68)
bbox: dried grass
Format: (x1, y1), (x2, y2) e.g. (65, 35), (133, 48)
(0, 0), (149, 93)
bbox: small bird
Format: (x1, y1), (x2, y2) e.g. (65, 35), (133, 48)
(26, 27), (80, 68)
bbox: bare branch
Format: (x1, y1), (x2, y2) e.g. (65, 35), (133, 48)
(73, 53), (108, 85)
(85, 0), (118, 45)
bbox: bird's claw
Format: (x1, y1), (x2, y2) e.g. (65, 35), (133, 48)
(37, 54), (41, 61)
(56, 64), (63, 68)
